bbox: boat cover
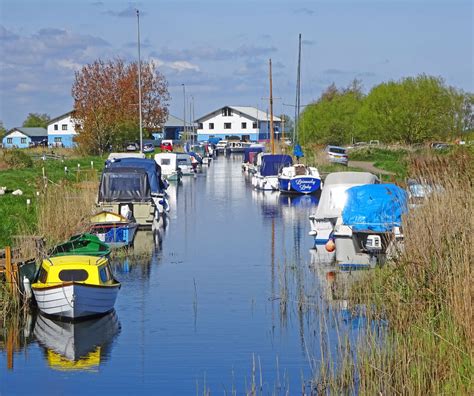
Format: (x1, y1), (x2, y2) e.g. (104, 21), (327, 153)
(260, 155), (293, 176)
(188, 151), (203, 164)
(342, 184), (408, 232)
(243, 147), (264, 163)
(107, 158), (165, 193)
(99, 168), (152, 203)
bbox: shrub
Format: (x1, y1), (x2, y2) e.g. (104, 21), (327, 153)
(2, 150), (33, 169)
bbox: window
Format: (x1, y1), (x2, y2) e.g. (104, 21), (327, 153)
(222, 107), (233, 117)
(99, 264), (113, 283)
(21, 138), (27, 144)
(198, 123), (203, 129)
(161, 159), (171, 165)
(252, 122), (258, 129)
(62, 124), (67, 131)
(54, 124), (58, 131)
(7, 138), (12, 144)
(224, 123), (231, 129)
(241, 122), (247, 129)
(58, 269), (89, 282)
(54, 137), (62, 143)
(209, 123), (214, 130)
(38, 267), (48, 283)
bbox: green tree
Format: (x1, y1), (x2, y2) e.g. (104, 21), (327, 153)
(355, 75), (460, 144)
(279, 114), (294, 140)
(22, 113), (50, 128)
(0, 120), (6, 138)
(299, 81), (364, 145)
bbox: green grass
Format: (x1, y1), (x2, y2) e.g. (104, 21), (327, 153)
(348, 147), (410, 178)
(0, 152), (104, 246)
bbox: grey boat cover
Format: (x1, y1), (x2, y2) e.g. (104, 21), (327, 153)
(99, 167), (151, 203)
(314, 172), (378, 219)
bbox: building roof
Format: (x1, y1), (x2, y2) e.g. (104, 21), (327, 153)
(6, 127), (48, 137)
(195, 106), (282, 122)
(47, 111), (75, 125)
(164, 114), (185, 127)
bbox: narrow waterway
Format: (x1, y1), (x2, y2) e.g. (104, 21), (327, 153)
(1, 156), (365, 394)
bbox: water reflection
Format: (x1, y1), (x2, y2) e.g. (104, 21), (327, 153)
(34, 312), (121, 372)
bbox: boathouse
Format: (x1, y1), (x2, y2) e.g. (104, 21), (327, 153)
(47, 111), (78, 148)
(2, 127), (48, 148)
(195, 106), (281, 142)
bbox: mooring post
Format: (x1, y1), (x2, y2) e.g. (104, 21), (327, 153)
(5, 246), (12, 292)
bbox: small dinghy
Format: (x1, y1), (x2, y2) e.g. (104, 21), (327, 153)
(49, 234), (111, 257)
(90, 211), (138, 248)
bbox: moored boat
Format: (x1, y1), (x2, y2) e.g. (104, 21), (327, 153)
(49, 234), (111, 257)
(154, 152), (182, 182)
(308, 172), (379, 246)
(90, 211), (138, 248)
(278, 164), (322, 194)
(32, 255), (120, 319)
(252, 154), (293, 191)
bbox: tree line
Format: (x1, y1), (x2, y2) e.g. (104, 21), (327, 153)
(298, 75), (473, 146)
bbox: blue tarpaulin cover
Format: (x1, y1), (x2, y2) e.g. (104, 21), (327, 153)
(342, 184), (408, 232)
(107, 158), (165, 193)
(260, 155), (293, 176)
(243, 147), (264, 163)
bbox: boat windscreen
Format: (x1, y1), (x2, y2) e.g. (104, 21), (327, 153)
(106, 158), (165, 193)
(99, 168), (151, 202)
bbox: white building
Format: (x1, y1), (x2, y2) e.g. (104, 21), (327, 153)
(195, 106), (281, 142)
(47, 111), (78, 147)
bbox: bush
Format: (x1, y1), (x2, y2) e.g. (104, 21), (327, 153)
(2, 150), (33, 169)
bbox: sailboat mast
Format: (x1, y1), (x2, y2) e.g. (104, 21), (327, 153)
(269, 58), (275, 154)
(294, 33), (301, 145)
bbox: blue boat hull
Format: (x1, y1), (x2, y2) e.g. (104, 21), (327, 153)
(278, 176), (321, 195)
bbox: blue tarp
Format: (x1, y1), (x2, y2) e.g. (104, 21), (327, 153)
(208, 137), (221, 145)
(342, 184), (408, 232)
(188, 151), (203, 164)
(260, 155), (293, 177)
(107, 158), (165, 193)
(243, 147), (264, 163)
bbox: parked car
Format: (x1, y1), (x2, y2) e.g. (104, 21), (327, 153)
(160, 139), (173, 152)
(143, 143), (155, 153)
(125, 142), (139, 152)
(325, 145), (348, 166)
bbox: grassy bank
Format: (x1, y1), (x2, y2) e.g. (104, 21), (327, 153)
(0, 149), (103, 246)
(348, 146), (410, 178)
(345, 148), (473, 393)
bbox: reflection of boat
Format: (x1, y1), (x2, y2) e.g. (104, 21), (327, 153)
(34, 311), (120, 371)
(32, 256), (120, 319)
(278, 164), (322, 194)
(90, 211), (138, 248)
(333, 184), (407, 269)
(50, 234), (111, 257)
(309, 172), (379, 245)
(252, 154), (293, 191)
(278, 193), (319, 207)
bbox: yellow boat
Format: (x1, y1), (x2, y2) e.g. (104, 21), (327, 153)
(32, 255), (121, 319)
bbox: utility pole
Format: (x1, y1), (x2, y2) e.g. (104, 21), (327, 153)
(269, 59), (275, 154)
(137, 9), (143, 153)
(182, 84), (186, 141)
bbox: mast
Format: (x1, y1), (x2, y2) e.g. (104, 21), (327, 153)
(137, 9), (143, 153)
(269, 58), (275, 154)
(294, 33), (301, 145)
(182, 84), (186, 141)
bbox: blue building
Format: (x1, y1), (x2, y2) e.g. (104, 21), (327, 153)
(195, 106), (281, 142)
(2, 127), (48, 148)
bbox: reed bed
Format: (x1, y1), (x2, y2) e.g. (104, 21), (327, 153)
(347, 147), (473, 394)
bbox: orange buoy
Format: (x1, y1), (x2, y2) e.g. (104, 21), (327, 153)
(326, 271), (336, 282)
(325, 239), (335, 252)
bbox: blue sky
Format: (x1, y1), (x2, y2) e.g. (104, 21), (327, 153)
(0, 0), (472, 128)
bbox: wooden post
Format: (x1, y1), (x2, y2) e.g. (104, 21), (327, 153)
(6, 330), (14, 370)
(269, 59), (275, 154)
(5, 246), (12, 292)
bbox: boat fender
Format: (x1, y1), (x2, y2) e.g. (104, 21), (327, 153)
(325, 239), (335, 253)
(159, 197), (170, 212)
(23, 276), (32, 299)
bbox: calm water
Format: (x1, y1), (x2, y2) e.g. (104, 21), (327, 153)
(1, 156), (365, 394)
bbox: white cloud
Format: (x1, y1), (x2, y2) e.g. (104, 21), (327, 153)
(168, 61), (200, 73)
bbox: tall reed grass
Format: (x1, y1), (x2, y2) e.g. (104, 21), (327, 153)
(348, 147), (473, 394)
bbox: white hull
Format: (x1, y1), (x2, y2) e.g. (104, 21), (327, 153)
(33, 283), (120, 319)
(308, 219), (334, 244)
(252, 174), (279, 191)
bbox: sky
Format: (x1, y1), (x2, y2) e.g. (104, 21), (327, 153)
(0, 0), (472, 128)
